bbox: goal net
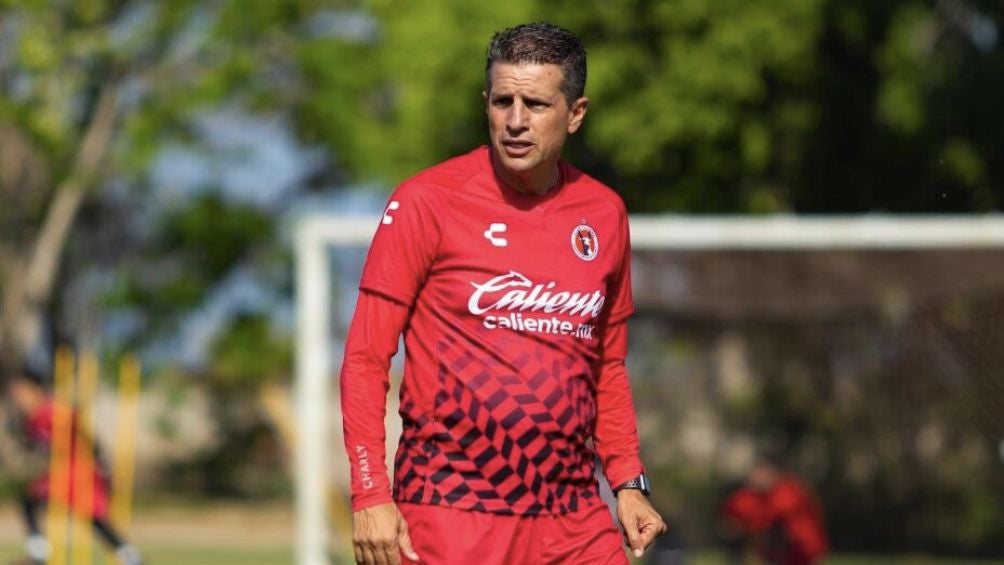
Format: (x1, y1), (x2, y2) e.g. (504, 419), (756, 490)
(295, 214), (1004, 564)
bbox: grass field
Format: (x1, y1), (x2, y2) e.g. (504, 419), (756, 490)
(0, 543), (295, 565)
(1, 501), (1001, 565)
(0, 543), (303, 565)
(0, 500), (321, 565)
(3, 543), (1002, 565)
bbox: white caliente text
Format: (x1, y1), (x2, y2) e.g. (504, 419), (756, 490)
(468, 271), (604, 340)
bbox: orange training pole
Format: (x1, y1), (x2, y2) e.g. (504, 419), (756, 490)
(46, 346), (75, 565)
(71, 351), (98, 565)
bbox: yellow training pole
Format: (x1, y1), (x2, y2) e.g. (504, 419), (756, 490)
(110, 355), (140, 532)
(71, 352), (98, 565)
(258, 383), (353, 552)
(47, 347), (75, 565)
(259, 383), (354, 544)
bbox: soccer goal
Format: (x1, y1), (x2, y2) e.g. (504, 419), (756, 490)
(294, 214), (1004, 564)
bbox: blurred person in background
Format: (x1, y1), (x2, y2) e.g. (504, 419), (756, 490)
(4, 366), (143, 565)
(340, 21), (665, 565)
(718, 454), (828, 565)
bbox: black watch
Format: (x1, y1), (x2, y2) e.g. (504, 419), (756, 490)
(613, 473), (651, 497)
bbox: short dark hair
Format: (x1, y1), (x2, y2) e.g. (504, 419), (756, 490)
(485, 22), (587, 104)
(9, 363), (46, 386)
(1, 362), (46, 394)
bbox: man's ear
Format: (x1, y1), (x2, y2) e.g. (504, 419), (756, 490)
(482, 90), (489, 106)
(567, 96), (589, 134)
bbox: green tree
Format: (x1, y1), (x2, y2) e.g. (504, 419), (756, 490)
(298, 0), (536, 183)
(0, 0), (317, 374)
(0, 0), (334, 499)
(796, 0), (1004, 212)
(299, 0), (1003, 213)
(297, 0), (826, 211)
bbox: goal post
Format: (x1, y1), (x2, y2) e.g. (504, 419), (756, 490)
(294, 213), (1004, 564)
(294, 216), (375, 565)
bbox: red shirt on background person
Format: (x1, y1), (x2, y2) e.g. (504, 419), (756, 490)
(720, 460), (828, 565)
(17, 388), (112, 519)
(6, 370), (143, 565)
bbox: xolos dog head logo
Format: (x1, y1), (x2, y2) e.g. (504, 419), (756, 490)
(571, 224), (599, 261)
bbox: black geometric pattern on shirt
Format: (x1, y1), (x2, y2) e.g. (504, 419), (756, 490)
(391, 323), (606, 515)
(424, 330), (599, 514)
(392, 396), (431, 505)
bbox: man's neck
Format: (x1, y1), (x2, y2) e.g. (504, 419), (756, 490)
(490, 151), (560, 196)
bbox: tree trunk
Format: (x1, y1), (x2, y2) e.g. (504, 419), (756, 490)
(0, 82), (120, 372)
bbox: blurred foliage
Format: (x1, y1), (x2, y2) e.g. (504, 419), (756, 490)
(5, 0), (1002, 371)
(1, 0), (301, 374)
(162, 314), (292, 498)
(296, 0), (1004, 213)
(104, 194), (275, 337)
(631, 288), (1004, 556)
(209, 314), (292, 391)
(1, 0), (303, 499)
(298, 0), (537, 182)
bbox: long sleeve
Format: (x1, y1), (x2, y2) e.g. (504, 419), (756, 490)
(593, 319), (645, 489)
(340, 289), (412, 511)
(342, 181), (441, 511)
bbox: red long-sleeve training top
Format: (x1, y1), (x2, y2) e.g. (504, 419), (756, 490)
(341, 146), (644, 515)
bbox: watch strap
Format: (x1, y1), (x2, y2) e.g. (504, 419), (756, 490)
(613, 474), (651, 496)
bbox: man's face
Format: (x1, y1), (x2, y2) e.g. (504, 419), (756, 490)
(484, 63), (587, 193)
(748, 462), (779, 492)
(9, 379), (38, 413)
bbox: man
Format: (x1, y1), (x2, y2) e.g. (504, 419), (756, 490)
(5, 367), (143, 565)
(341, 22), (666, 565)
(719, 456), (828, 565)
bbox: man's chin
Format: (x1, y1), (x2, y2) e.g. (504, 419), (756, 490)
(495, 152), (536, 174)
(503, 160), (534, 174)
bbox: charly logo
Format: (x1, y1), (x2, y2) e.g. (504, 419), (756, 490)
(484, 223), (508, 247)
(355, 445), (373, 489)
(571, 224), (599, 261)
(468, 270), (604, 340)
(381, 200), (400, 225)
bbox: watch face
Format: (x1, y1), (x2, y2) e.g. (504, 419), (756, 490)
(639, 474), (651, 493)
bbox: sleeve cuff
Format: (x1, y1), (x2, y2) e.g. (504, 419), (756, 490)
(351, 489), (395, 512)
(604, 461), (645, 491)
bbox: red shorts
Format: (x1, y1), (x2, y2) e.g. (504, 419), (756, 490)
(398, 502), (629, 565)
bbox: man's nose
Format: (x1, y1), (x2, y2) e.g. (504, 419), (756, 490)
(506, 102), (527, 131)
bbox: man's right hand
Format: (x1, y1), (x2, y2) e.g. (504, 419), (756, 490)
(352, 502), (420, 565)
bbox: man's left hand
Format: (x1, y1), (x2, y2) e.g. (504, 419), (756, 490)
(616, 489), (667, 558)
